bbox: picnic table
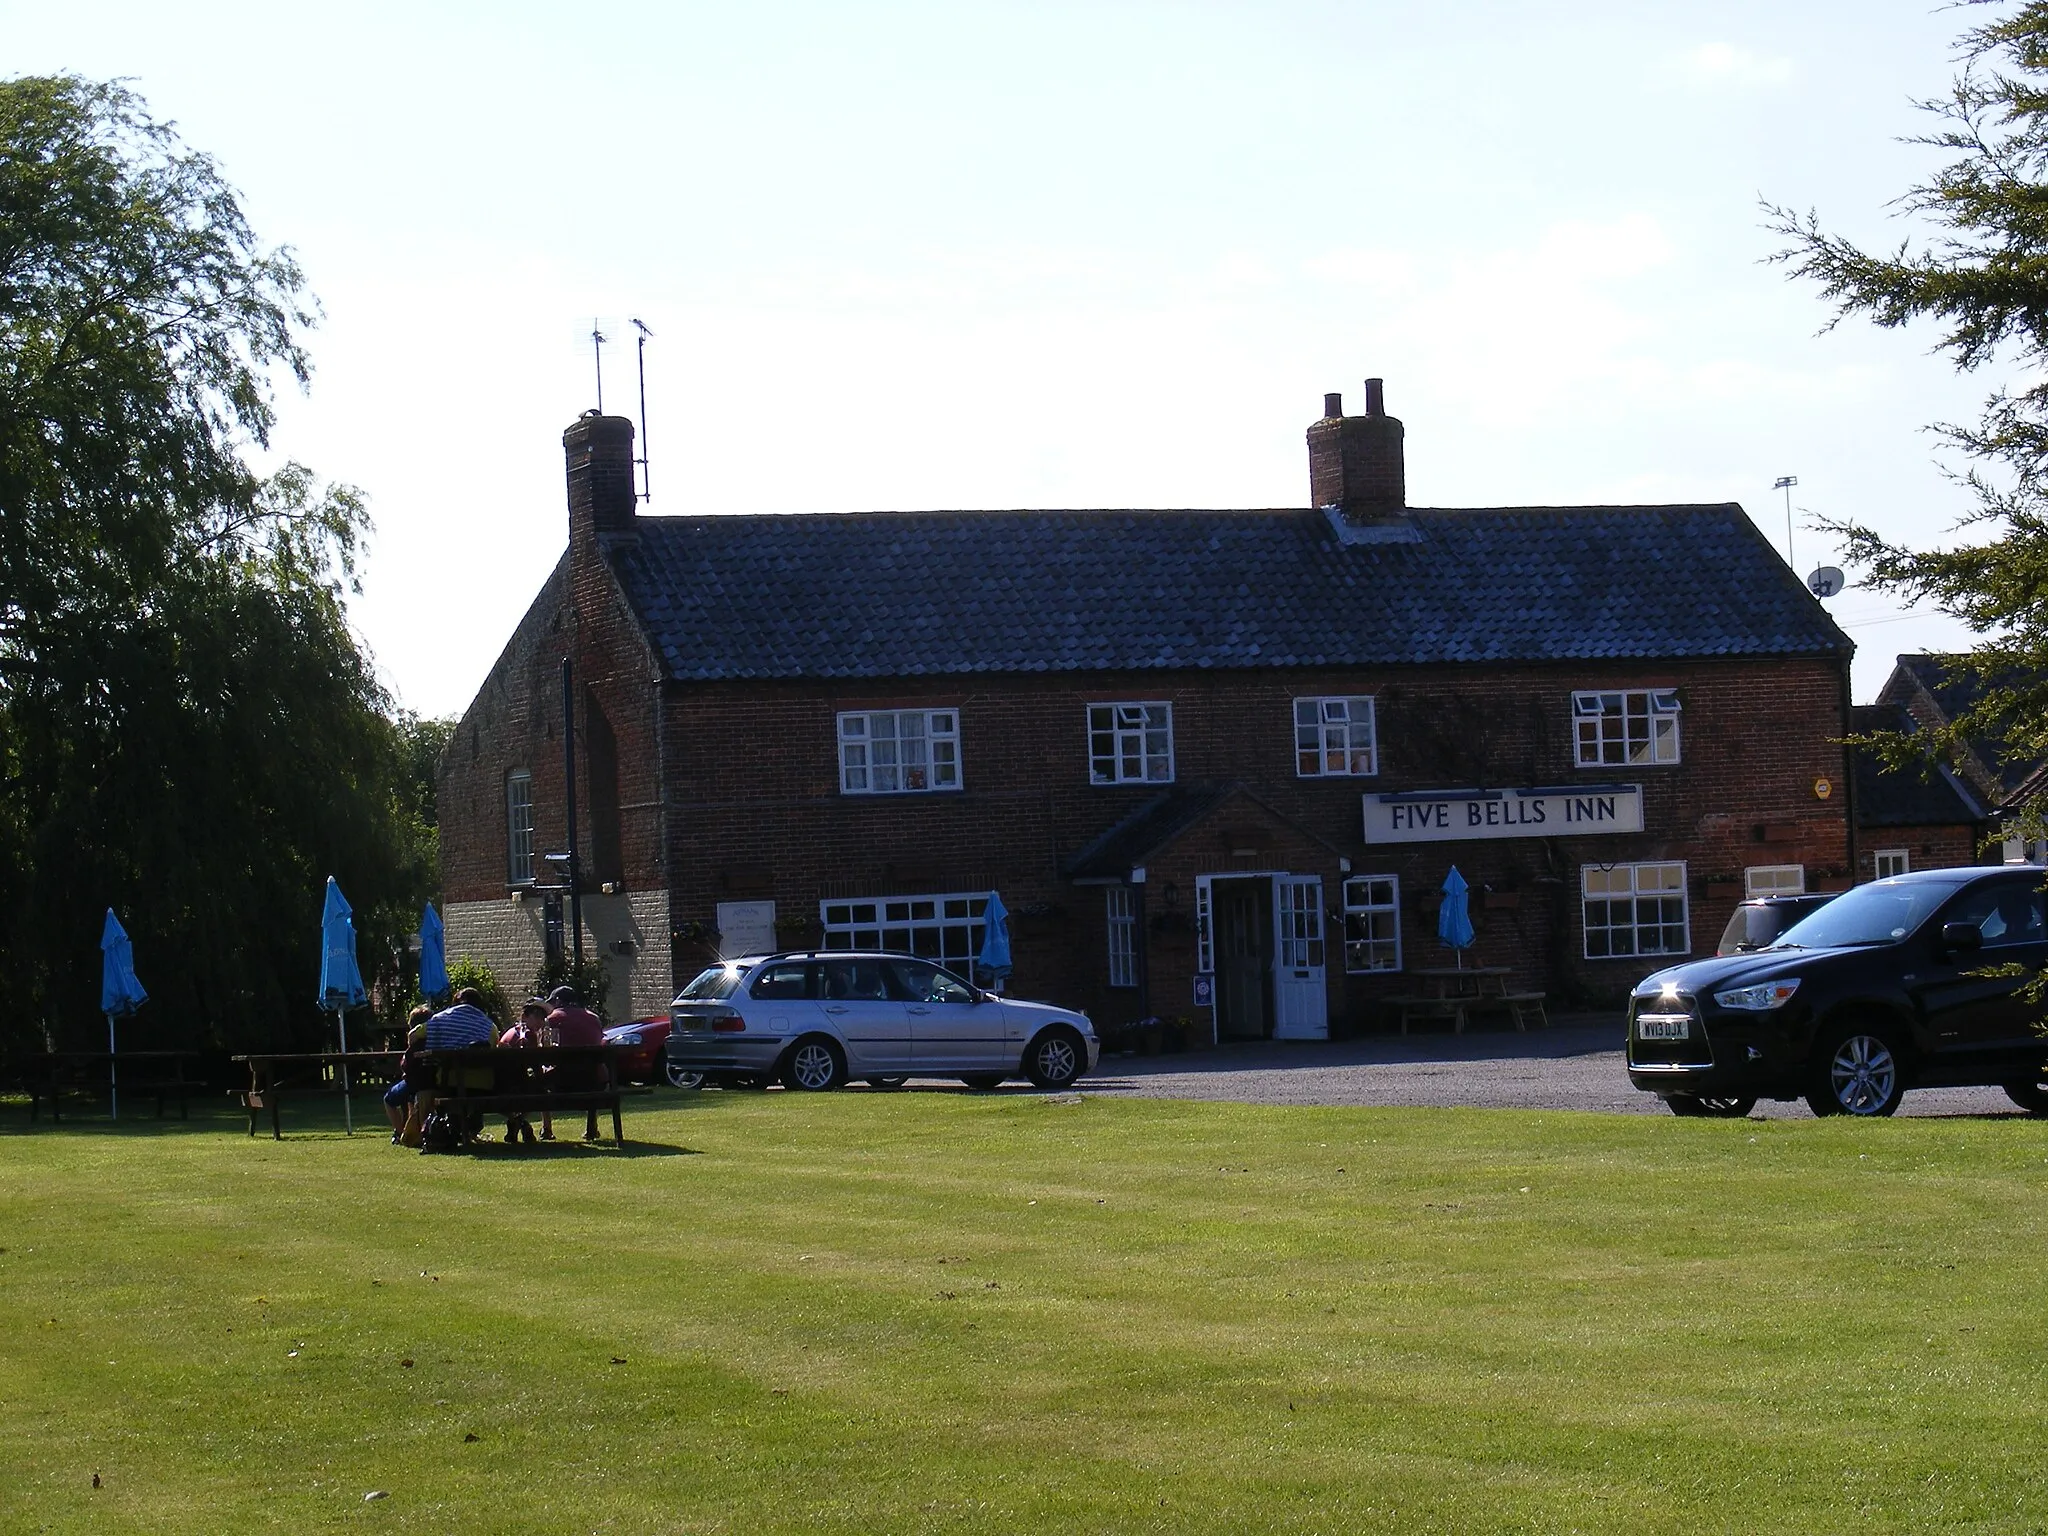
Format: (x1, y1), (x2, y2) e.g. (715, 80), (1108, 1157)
(236, 1045), (639, 1144)
(1382, 967), (1547, 1034)
(410, 1045), (636, 1146)
(233, 1050), (403, 1139)
(9, 1050), (203, 1123)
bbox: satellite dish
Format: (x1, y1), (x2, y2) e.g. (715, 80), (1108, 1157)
(1807, 566), (1846, 598)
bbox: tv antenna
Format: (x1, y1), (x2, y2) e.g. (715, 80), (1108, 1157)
(631, 317), (654, 501)
(590, 319), (609, 413)
(1773, 475), (1798, 568)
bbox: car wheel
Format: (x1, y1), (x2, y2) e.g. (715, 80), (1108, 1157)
(782, 1037), (847, 1091)
(663, 1060), (705, 1090)
(960, 1073), (1006, 1091)
(866, 1076), (909, 1091)
(1807, 1028), (1906, 1117)
(2004, 1078), (2048, 1115)
(1666, 1093), (1756, 1119)
(1024, 1028), (1086, 1090)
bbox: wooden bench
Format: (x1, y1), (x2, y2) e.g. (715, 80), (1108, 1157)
(1380, 995), (1471, 1035)
(235, 1051), (403, 1139)
(10, 1052), (202, 1123)
(412, 1045), (635, 1146)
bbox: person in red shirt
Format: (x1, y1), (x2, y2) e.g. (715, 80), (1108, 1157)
(544, 986), (609, 1141)
(496, 998), (550, 1145)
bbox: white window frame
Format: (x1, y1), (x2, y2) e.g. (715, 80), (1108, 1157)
(506, 770), (534, 885)
(1582, 861), (1690, 960)
(1873, 849), (1911, 879)
(820, 891), (987, 969)
(1087, 702), (1174, 785)
(1294, 696), (1377, 777)
(838, 709), (961, 795)
(1744, 864), (1806, 897)
(1342, 875), (1402, 972)
(1573, 689), (1681, 767)
(1106, 887), (1137, 988)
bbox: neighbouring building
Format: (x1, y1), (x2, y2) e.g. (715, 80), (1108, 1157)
(1849, 701), (1990, 881)
(437, 382), (1855, 1038)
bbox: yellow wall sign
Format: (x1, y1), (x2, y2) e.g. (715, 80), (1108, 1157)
(1814, 777), (1833, 800)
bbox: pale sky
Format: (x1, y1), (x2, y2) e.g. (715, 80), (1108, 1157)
(12, 0), (2002, 714)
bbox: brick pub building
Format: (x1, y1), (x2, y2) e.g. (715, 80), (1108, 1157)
(438, 382), (1854, 1039)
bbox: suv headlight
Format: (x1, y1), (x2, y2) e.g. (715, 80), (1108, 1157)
(1713, 979), (1801, 1011)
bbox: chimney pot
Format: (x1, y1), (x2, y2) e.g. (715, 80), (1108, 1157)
(1363, 377), (1386, 417)
(1323, 392), (1343, 419)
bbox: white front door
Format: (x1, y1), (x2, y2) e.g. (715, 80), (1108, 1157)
(1272, 876), (1328, 1040)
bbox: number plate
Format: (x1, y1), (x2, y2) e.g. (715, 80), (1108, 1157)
(1638, 1016), (1690, 1041)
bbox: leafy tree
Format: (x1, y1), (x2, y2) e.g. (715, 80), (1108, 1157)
(1767, 2), (2048, 807)
(0, 75), (432, 1053)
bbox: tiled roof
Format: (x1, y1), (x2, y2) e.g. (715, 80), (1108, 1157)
(1850, 704), (1987, 828)
(1888, 653), (2039, 799)
(608, 504), (1850, 681)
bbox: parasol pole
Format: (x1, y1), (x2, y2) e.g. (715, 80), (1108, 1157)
(334, 1002), (354, 1135)
(106, 1012), (118, 1121)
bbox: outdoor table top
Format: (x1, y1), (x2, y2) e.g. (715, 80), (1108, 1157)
(233, 1050), (402, 1064)
(1408, 966), (1513, 977)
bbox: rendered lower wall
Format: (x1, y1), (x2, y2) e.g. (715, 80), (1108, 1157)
(443, 890), (674, 1021)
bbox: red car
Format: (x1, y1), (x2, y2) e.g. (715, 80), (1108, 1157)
(601, 1016), (703, 1088)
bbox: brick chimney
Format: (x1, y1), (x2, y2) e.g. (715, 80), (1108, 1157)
(563, 412), (638, 541)
(1307, 378), (1405, 523)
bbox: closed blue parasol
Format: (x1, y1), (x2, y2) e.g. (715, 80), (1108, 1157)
(418, 903), (448, 1003)
(100, 909), (147, 1120)
(977, 891), (1013, 991)
(318, 877), (368, 1133)
(1438, 865), (1476, 964)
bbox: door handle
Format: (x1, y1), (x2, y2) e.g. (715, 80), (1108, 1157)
(909, 1007), (931, 1015)
(825, 1005), (849, 1014)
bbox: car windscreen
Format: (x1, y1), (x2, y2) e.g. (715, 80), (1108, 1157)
(1770, 881), (1963, 949)
(676, 966), (741, 1000)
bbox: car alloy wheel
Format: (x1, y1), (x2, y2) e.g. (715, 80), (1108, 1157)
(1025, 1029), (1084, 1091)
(784, 1038), (846, 1091)
(663, 1060), (705, 1090)
(1819, 1031), (1903, 1117)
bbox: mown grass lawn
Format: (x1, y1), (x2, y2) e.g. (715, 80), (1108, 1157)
(5, 1088), (2048, 1534)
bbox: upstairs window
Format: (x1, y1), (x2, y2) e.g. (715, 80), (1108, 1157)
(1088, 702), (1174, 784)
(505, 770), (534, 885)
(838, 709), (961, 794)
(1573, 689), (1681, 767)
(1295, 696), (1377, 776)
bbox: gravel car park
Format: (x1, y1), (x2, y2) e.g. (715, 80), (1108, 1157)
(663, 951), (1099, 1091)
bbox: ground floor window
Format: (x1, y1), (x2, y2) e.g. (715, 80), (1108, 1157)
(820, 892), (988, 970)
(1873, 849), (1910, 879)
(1583, 862), (1689, 959)
(1745, 864), (1805, 897)
(1342, 875), (1401, 972)
(1106, 887), (1137, 988)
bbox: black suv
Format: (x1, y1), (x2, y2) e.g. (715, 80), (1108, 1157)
(1628, 866), (2048, 1118)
